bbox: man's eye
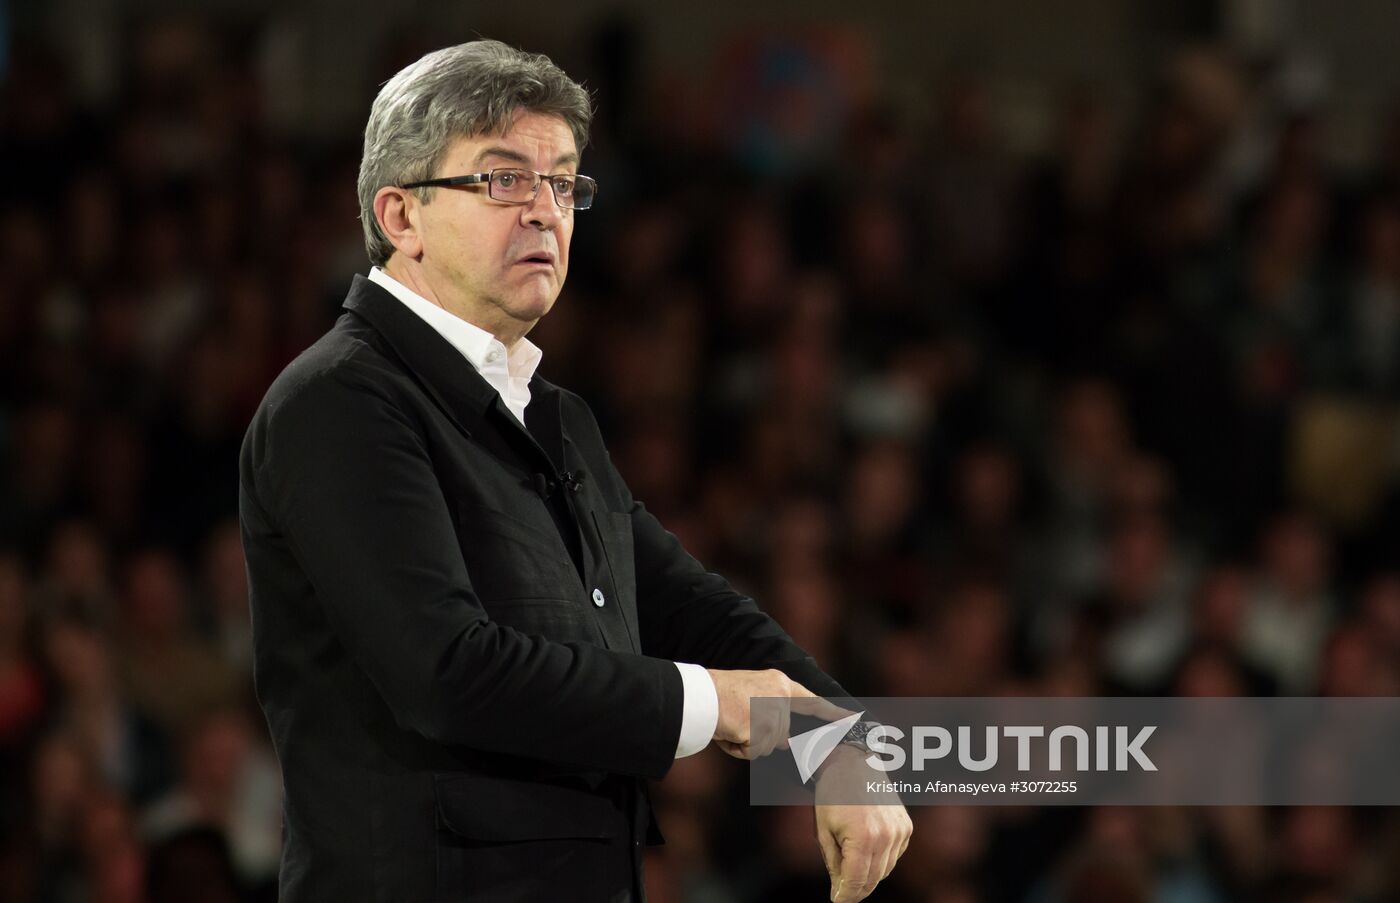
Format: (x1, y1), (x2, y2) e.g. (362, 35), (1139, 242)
(553, 178), (575, 196)
(496, 173), (517, 188)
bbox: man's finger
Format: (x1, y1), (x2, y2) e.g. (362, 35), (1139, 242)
(832, 871), (872, 903)
(789, 692), (857, 723)
(716, 739), (748, 759)
(873, 842), (895, 883)
(832, 842), (874, 903)
(894, 828), (911, 867)
(816, 825), (841, 878)
(886, 841), (903, 880)
(769, 706), (792, 756)
(750, 709), (782, 758)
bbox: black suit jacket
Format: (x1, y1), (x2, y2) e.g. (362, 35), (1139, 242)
(238, 275), (847, 903)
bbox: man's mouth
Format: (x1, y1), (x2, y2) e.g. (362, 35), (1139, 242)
(516, 252), (555, 267)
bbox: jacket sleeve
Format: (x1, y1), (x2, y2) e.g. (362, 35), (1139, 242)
(628, 498), (852, 702)
(246, 365), (684, 779)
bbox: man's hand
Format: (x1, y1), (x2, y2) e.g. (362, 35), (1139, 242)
(705, 669), (851, 760)
(814, 746), (913, 902)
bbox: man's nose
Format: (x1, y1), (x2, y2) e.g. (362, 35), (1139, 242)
(520, 181), (564, 230)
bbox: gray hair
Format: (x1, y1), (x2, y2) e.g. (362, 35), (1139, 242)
(357, 40), (592, 266)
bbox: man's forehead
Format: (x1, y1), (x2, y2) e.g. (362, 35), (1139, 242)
(448, 113), (579, 167)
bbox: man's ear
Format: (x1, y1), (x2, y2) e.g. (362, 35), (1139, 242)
(374, 186), (423, 260)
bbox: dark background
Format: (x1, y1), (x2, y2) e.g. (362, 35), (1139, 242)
(3, 1), (1400, 900)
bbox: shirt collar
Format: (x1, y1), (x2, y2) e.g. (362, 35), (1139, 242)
(368, 266), (542, 381)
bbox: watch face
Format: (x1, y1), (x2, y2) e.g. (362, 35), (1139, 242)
(844, 720), (875, 751)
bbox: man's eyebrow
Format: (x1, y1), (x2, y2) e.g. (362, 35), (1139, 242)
(473, 146), (529, 167)
(471, 146), (580, 170)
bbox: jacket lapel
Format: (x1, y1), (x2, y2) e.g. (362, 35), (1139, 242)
(342, 275), (563, 470)
(521, 378), (566, 472)
(342, 274), (499, 442)
(341, 275), (645, 650)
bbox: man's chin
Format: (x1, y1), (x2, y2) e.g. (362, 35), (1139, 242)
(505, 294), (556, 325)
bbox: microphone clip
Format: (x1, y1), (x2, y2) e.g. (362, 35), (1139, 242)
(531, 469), (585, 500)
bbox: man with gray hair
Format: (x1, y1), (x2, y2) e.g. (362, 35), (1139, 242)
(239, 39), (909, 903)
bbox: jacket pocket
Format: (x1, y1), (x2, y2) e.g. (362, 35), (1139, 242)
(433, 772), (617, 842)
(592, 511), (636, 607)
(454, 502), (578, 602)
(433, 772), (627, 900)
(434, 772), (638, 902)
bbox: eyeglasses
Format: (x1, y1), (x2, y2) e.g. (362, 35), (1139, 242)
(399, 168), (597, 210)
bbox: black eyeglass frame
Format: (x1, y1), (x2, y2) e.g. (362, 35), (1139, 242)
(398, 168), (598, 210)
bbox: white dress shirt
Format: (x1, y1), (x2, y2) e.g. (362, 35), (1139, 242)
(368, 267), (718, 758)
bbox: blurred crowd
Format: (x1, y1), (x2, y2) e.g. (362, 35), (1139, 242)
(3, 15), (1400, 903)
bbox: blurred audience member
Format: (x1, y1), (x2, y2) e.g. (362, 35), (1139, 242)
(42, 616), (173, 804)
(141, 707), (281, 888)
(116, 550), (240, 736)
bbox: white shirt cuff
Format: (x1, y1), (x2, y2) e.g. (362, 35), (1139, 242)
(672, 662), (718, 758)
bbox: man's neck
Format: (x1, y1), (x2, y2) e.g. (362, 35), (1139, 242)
(382, 257), (526, 350)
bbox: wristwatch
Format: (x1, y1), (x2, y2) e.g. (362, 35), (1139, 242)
(839, 720), (881, 754)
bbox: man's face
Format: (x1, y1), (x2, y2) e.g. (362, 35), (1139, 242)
(413, 111), (577, 337)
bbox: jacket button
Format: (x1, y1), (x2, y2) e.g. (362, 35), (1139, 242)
(592, 588), (606, 607)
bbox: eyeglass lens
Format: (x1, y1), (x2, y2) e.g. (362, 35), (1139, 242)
(488, 169), (594, 209)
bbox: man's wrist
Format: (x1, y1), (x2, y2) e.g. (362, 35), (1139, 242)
(813, 741), (870, 783)
(673, 662), (718, 757)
